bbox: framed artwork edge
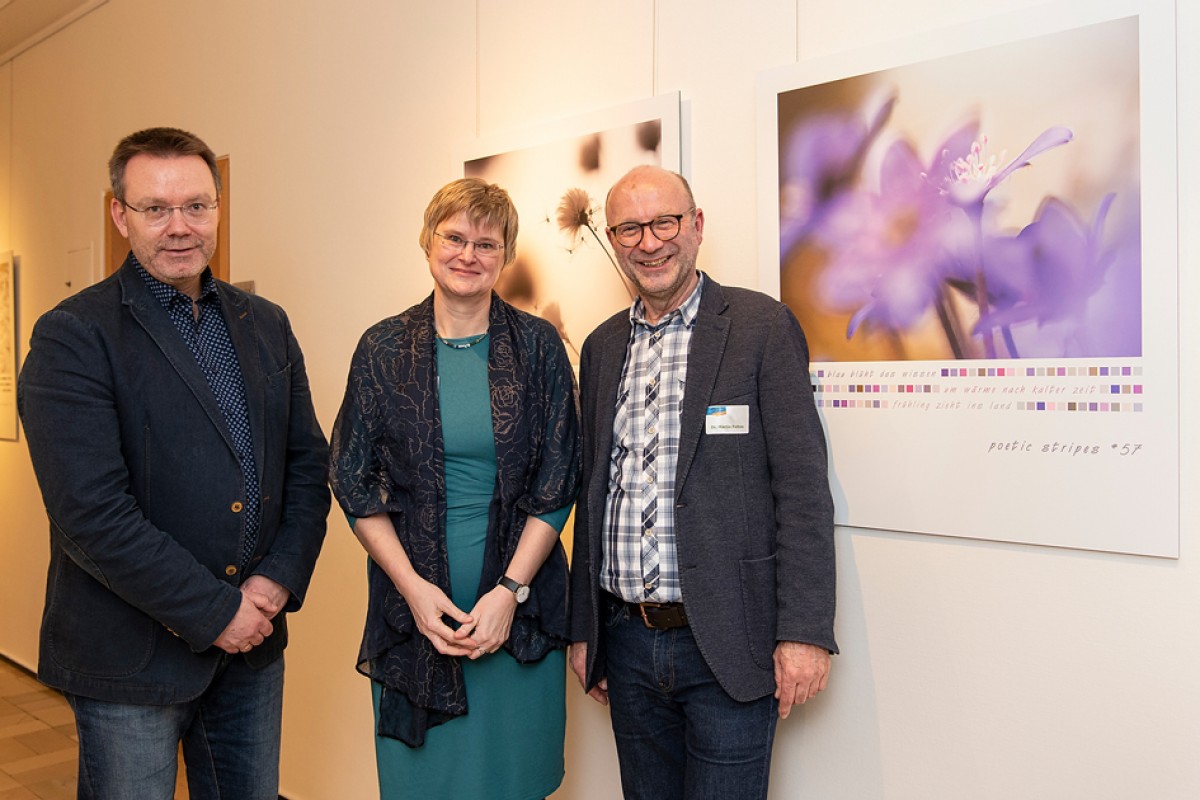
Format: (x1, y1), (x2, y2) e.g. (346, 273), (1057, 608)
(464, 92), (683, 179)
(0, 251), (18, 442)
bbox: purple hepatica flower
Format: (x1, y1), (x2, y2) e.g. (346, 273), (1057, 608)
(943, 126), (1074, 207)
(934, 124), (1073, 357)
(779, 92), (895, 256)
(974, 194), (1124, 354)
(817, 136), (973, 342)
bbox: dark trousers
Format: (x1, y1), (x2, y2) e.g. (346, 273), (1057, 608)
(67, 654), (283, 800)
(604, 597), (778, 800)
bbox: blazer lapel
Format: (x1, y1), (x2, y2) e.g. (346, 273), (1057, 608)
(220, 285), (266, 473)
(675, 278), (730, 497)
(118, 261), (238, 457)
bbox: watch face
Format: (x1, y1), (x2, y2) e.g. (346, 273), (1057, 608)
(514, 585), (530, 603)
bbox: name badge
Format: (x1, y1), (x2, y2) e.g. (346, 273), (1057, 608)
(705, 405), (750, 434)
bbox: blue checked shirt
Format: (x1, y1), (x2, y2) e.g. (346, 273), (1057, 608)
(601, 273), (704, 603)
(134, 259), (261, 567)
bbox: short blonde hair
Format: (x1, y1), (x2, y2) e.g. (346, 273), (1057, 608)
(419, 178), (519, 267)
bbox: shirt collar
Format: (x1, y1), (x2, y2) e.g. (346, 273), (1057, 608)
(629, 271), (704, 331)
(132, 255), (217, 310)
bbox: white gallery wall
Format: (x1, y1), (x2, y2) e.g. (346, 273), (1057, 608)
(1, 1), (1197, 798)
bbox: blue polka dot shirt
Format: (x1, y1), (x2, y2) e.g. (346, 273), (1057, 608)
(133, 258), (261, 567)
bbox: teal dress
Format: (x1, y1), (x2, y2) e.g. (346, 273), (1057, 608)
(372, 334), (570, 800)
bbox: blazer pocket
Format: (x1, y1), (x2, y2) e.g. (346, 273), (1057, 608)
(718, 375), (758, 403)
(264, 361), (292, 383)
(739, 553), (778, 670)
(264, 361), (292, 396)
(45, 558), (156, 678)
(263, 362), (293, 424)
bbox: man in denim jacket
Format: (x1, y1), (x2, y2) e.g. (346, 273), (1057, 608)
(18, 127), (329, 800)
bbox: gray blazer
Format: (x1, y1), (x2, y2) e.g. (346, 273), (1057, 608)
(569, 275), (836, 702)
(18, 257), (330, 704)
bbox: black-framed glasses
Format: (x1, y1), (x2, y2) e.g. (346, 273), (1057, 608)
(123, 200), (219, 227)
(608, 208), (694, 248)
(434, 231), (504, 257)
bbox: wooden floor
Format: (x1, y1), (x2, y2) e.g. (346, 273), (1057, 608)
(0, 658), (76, 800)
(0, 657), (188, 799)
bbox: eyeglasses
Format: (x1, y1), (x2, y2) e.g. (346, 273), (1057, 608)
(123, 201), (219, 227)
(608, 209), (694, 248)
(434, 231), (504, 257)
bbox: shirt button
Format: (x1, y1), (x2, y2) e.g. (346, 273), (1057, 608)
(647, 426), (656, 435)
(645, 474), (655, 484)
(231, 501), (244, 513)
(225, 565), (238, 576)
(644, 528), (653, 537)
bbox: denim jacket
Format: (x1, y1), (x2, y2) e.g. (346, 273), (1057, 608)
(18, 257), (330, 704)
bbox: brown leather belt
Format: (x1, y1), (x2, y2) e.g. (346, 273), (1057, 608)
(608, 593), (689, 629)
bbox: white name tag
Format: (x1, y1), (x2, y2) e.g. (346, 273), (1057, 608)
(705, 405), (750, 434)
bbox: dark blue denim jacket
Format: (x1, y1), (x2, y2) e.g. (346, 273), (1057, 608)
(18, 256), (330, 704)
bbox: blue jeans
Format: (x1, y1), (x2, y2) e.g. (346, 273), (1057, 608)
(67, 654), (284, 800)
(604, 598), (779, 800)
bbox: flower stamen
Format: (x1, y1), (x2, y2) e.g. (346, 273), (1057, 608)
(949, 136), (1007, 188)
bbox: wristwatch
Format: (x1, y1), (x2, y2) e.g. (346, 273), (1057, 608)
(497, 575), (530, 603)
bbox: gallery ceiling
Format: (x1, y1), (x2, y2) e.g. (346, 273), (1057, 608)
(0, 0), (106, 64)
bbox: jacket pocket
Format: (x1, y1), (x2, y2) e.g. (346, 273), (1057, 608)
(739, 553), (778, 670)
(264, 361), (292, 387)
(263, 362), (293, 422)
(717, 375), (757, 403)
(45, 557), (156, 678)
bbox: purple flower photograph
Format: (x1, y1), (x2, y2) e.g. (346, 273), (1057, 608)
(778, 15), (1141, 361)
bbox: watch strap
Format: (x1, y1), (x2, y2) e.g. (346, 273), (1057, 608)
(497, 575), (529, 602)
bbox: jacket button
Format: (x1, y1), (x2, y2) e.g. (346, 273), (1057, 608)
(225, 565), (238, 576)
(231, 501), (244, 513)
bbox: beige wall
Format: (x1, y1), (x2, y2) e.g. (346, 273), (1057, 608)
(2, 1), (1198, 798)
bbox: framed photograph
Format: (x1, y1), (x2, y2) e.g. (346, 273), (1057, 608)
(0, 252), (18, 441)
(465, 93), (682, 361)
(757, 0), (1178, 556)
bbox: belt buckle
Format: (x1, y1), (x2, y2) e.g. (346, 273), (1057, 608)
(639, 601), (670, 629)
(638, 603), (655, 629)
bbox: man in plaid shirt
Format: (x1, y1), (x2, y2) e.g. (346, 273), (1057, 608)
(570, 166), (837, 800)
